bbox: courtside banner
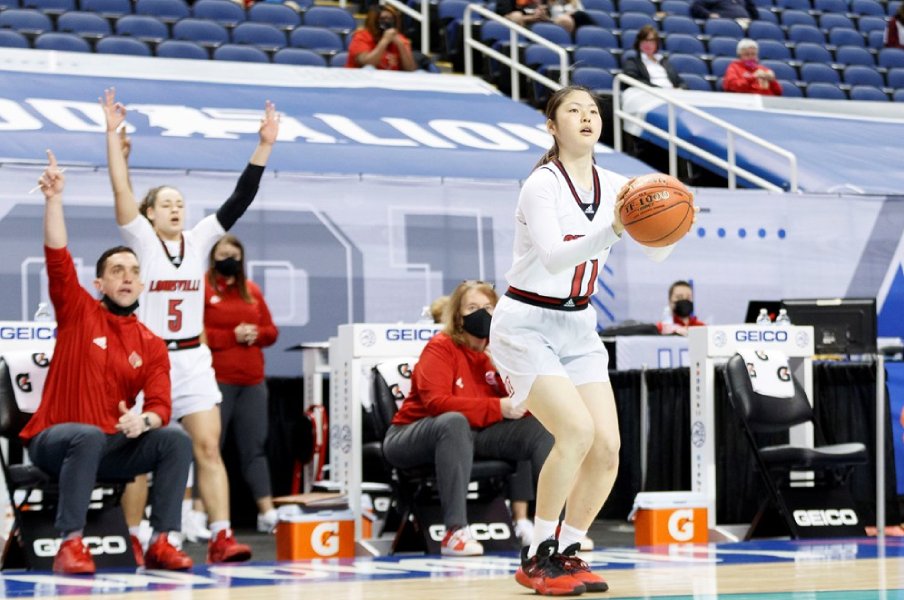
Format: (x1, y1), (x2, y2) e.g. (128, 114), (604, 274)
(0, 49), (649, 179)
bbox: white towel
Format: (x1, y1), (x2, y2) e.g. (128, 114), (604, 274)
(3, 350), (54, 414)
(737, 349), (794, 398)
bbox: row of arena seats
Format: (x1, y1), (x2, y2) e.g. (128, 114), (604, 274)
(571, 0), (901, 15)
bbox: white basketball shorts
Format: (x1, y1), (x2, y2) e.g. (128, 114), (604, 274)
(168, 344), (223, 420)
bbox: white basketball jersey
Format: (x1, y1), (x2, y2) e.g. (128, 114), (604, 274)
(120, 214), (224, 339)
(506, 162), (628, 300)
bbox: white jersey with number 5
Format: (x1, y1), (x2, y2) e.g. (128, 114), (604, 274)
(120, 214), (224, 340)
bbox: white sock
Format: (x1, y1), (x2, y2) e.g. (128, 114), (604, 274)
(182, 499), (192, 514)
(558, 522), (587, 553)
(209, 520), (230, 536)
(262, 509), (278, 521)
(528, 517), (559, 558)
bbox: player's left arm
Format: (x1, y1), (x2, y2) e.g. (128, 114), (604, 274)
(215, 101), (280, 231)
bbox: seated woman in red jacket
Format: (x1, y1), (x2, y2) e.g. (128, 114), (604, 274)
(203, 234), (279, 534)
(722, 38), (782, 96)
(346, 5), (416, 71)
(382, 280), (553, 556)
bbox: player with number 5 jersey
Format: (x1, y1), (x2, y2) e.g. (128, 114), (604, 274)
(102, 87), (280, 565)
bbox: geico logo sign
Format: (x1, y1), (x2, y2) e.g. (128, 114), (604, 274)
(385, 328), (437, 342)
(667, 508), (695, 542)
(735, 330), (788, 343)
(34, 535), (127, 557)
(428, 523), (511, 542)
(0, 326), (56, 340)
(793, 509), (858, 527)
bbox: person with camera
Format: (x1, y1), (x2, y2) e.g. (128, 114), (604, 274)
(346, 5), (416, 71)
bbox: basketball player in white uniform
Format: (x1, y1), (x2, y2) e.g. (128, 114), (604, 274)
(102, 88), (279, 563)
(490, 86), (686, 596)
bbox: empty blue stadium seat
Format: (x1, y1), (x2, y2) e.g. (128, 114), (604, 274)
(753, 0), (773, 7)
(191, 0), (246, 28)
(115, 14), (168, 41)
(95, 35), (151, 55)
(669, 53), (709, 76)
(857, 16), (888, 35)
(708, 36), (739, 56)
(879, 48), (904, 68)
(835, 45), (875, 66)
(0, 0), (19, 9)
(849, 0), (884, 15)
(213, 42), (269, 62)
(777, 0), (809, 10)
(756, 7), (778, 22)
(618, 0), (656, 14)
(828, 28), (864, 47)
(0, 29), (29, 47)
(660, 0), (690, 15)
(437, 0), (467, 56)
(703, 18), (744, 39)
(787, 24), (825, 44)
(57, 11), (111, 38)
(843, 64), (884, 86)
(583, 9), (616, 29)
(781, 9), (817, 28)
(888, 68), (904, 88)
(134, 0), (189, 23)
(710, 55), (734, 77)
(524, 43), (561, 69)
(571, 66), (614, 92)
(681, 73), (712, 90)
(794, 41), (832, 63)
(747, 21), (785, 41)
(582, 0), (614, 11)
(801, 62), (840, 83)
(273, 46), (327, 66)
(849, 85), (888, 100)
(819, 14), (855, 31)
(778, 79), (803, 95)
(574, 25), (618, 49)
(288, 25), (343, 55)
(662, 15), (700, 36)
(812, 0), (846, 12)
(573, 46), (618, 70)
(302, 5), (355, 36)
(34, 31), (90, 51)
(21, 0), (74, 15)
(620, 28), (638, 50)
(663, 33), (705, 54)
(530, 21), (571, 46)
(155, 38), (208, 58)
(867, 29), (885, 49)
(480, 20), (513, 45)
(618, 12), (655, 31)
(761, 59), (797, 80)
(757, 38), (791, 59)
(80, 0), (131, 18)
(172, 17), (228, 47)
(0, 9), (52, 35)
(330, 50), (347, 67)
(247, 2), (300, 30)
(231, 21), (286, 50)
(805, 82), (846, 98)
(895, 89), (904, 101)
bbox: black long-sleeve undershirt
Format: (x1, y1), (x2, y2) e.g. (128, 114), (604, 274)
(216, 163), (265, 231)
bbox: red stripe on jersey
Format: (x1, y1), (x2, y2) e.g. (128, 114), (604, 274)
(551, 159), (600, 221)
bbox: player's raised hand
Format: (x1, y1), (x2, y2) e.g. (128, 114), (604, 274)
(119, 126), (131, 162)
(259, 100), (280, 146)
(38, 150), (65, 200)
(100, 87), (127, 133)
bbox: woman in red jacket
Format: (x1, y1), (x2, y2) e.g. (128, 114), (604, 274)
(722, 38), (782, 96)
(382, 280), (553, 557)
(204, 234), (279, 533)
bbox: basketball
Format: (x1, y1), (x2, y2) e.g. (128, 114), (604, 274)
(619, 173), (695, 247)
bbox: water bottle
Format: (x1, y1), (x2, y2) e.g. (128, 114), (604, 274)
(33, 302), (53, 322)
(417, 305), (433, 323)
(755, 308), (772, 325)
(660, 305), (676, 334)
(775, 308), (792, 326)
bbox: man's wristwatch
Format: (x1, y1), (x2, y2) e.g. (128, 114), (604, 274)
(142, 413), (153, 433)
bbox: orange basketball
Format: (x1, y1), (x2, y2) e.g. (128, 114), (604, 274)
(619, 173), (694, 247)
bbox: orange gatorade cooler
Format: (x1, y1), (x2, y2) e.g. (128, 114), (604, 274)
(275, 509), (356, 560)
(630, 492), (708, 546)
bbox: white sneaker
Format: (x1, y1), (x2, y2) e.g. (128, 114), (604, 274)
(440, 526), (484, 556)
(257, 510), (278, 534)
(182, 509), (211, 543)
(514, 519), (534, 547)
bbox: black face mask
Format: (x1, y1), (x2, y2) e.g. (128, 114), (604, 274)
(378, 19), (394, 31)
(214, 257), (241, 277)
(461, 308), (492, 339)
(102, 295), (139, 317)
(674, 299), (694, 318)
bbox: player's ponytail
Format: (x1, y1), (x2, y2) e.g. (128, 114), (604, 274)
(531, 84), (596, 173)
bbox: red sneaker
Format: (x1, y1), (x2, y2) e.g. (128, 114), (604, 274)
(53, 537), (96, 575)
(130, 534), (145, 568)
(145, 534), (193, 571)
(514, 539), (586, 596)
(555, 543), (608, 593)
(207, 529), (252, 563)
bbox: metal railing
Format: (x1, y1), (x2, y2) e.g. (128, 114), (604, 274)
(382, 0), (431, 59)
(612, 73), (799, 192)
(463, 3), (569, 102)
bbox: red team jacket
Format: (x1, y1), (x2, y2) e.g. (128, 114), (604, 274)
(203, 276), (278, 387)
(20, 246), (171, 442)
(391, 333), (505, 429)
